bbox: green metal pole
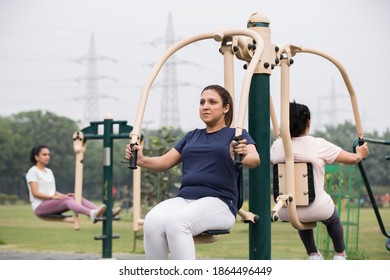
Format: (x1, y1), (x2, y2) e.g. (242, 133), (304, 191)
(102, 117), (113, 258)
(248, 74), (271, 260)
(81, 119), (131, 258)
(242, 12), (272, 260)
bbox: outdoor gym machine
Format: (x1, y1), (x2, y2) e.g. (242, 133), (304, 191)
(127, 11), (366, 259)
(127, 12), (276, 259)
(73, 115), (133, 259)
(270, 44), (365, 231)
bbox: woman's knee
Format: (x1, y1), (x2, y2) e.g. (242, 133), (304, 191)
(322, 209), (340, 226)
(143, 209), (170, 236)
(62, 197), (76, 207)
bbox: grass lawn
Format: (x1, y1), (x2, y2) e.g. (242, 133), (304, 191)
(0, 202), (389, 259)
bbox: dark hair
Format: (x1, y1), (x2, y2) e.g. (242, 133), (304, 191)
(30, 145), (49, 164)
(201, 84), (234, 127)
(290, 101), (311, 137)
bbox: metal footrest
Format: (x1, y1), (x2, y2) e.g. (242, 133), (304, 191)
(202, 229), (230, 235)
(39, 213), (72, 219)
(94, 233), (120, 240)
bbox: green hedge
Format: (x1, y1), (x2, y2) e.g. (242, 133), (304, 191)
(0, 193), (19, 204)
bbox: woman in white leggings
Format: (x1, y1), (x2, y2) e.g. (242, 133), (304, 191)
(126, 85), (260, 259)
(143, 197), (235, 259)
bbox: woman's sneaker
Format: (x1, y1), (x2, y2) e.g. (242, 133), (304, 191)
(90, 204), (106, 223)
(112, 207), (122, 217)
(309, 252), (324, 260)
(333, 254), (347, 260)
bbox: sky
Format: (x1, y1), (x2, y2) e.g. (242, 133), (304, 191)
(0, 0), (389, 135)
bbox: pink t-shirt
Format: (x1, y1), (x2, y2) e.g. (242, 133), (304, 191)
(270, 135), (342, 222)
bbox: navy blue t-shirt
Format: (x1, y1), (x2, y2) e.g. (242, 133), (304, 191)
(174, 127), (255, 216)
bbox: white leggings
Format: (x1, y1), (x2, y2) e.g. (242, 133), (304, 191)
(143, 196), (236, 260)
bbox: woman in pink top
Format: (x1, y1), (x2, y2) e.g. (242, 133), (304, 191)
(270, 101), (369, 260)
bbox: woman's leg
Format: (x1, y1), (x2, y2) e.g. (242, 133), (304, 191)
(298, 229), (318, 255)
(35, 197), (92, 216)
(143, 197), (189, 260)
(80, 197), (98, 209)
(165, 197), (235, 260)
(66, 194), (97, 209)
(322, 207), (345, 253)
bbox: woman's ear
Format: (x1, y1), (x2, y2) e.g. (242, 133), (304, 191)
(224, 104), (230, 114)
(306, 119), (311, 133)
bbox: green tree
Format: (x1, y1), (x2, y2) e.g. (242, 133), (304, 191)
(314, 121), (358, 151)
(79, 140), (104, 199)
(314, 121), (390, 189)
(112, 138), (133, 200)
(141, 127), (184, 207)
(0, 117), (14, 177)
(1, 111), (173, 203)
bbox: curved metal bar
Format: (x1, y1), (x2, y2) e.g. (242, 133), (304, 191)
(231, 31), (264, 136)
(289, 45), (364, 140)
(270, 95), (280, 138)
(279, 52), (316, 230)
(220, 41), (235, 113)
(129, 29), (265, 145)
(353, 138), (390, 239)
(276, 44), (365, 230)
(130, 31), (212, 144)
(364, 137), (390, 145)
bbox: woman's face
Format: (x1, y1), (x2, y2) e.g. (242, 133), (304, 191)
(35, 148), (51, 166)
(199, 89), (229, 127)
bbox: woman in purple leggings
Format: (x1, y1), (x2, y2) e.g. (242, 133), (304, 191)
(25, 145), (111, 223)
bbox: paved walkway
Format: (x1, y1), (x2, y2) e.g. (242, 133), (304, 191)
(0, 250), (146, 260)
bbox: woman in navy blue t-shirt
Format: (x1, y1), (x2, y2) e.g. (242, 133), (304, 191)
(126, 85), (260, 259)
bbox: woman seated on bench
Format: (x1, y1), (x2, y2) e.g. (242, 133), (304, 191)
(270, 101), (369, 260)
(125, 85), (260, 259)
(26, 145), (115, 223)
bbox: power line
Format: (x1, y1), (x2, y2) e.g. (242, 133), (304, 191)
(152, 12), (204, 129)
(315, 78), (349, 130)
(160, 12), (180, 128)
(73, 33), (117, 126)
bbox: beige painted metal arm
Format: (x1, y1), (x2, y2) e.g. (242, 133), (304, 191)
(72, 131), (86, 230)
(279, 52), (316, 230)
(129, 29), (265, 145)
(132, 140), (144, 232)
(228, 32), (264, 137)
(220, 38), (235, 109)
(237, 208), (258, 223)
(284, 45), (364, 140)
(220, 37), (261, 224)
(130, 32), (212, 145)
(275, 44), (365, 230)
(270, 95), (280, 138)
